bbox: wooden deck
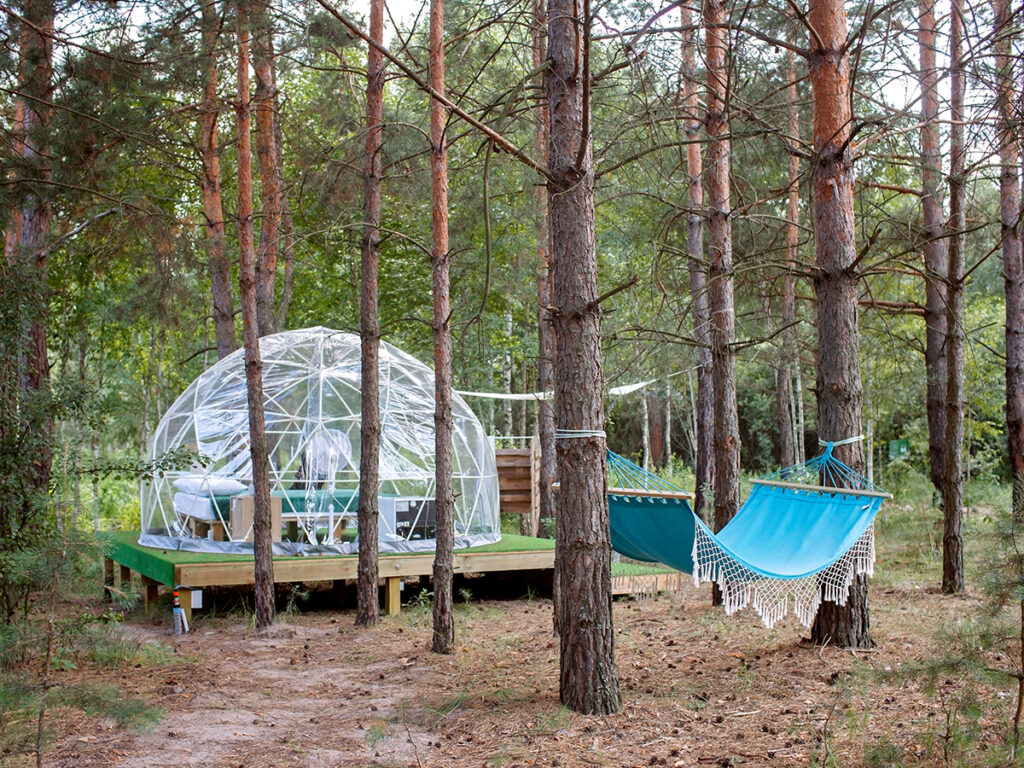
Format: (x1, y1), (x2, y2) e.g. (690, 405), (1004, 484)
(105, 531), (555, 623)
(104, 532), (682, 624)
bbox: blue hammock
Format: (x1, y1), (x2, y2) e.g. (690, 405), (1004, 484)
(606, 446), (889, 628)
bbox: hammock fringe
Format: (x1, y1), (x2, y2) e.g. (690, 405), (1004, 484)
(691, 524), (876, 629)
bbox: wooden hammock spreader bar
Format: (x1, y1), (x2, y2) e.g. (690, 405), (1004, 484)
(750, 478), (893, 500)
(607, 486), (696, 501)
(553, 483), (695, 501)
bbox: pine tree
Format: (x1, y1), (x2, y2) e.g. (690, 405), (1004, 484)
(430, 0), (455, 655)
(547, 0), (620, 715)
(807, 0), (870, 648)
(355, 0), (384, 629)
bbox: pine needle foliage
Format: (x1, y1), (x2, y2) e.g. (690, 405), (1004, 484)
(0, 606), (166, 763)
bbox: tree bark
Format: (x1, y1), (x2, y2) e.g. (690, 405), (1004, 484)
(534, 0), (556, 540)
(642, 388), (651, 471)
(648, 392), (665, 468)
(273, 64), (294, 330)
(774, 365), (795, 466)
(664, 382), (672, 467)
(252, 0), (282, 338)
(201, 0), (236, 359)
(15, 0), (55, 493)
(547, 0), (621, 716)
(533, 0), (557, 635)
(994, 0), (1024, 507)
(807, 0), (870, 648)
(429, 0), (455, 656)
(942, 0), (966, 593)
(355, 0), (384, 628)
(503, 312), (514, 434)
(520, 364), (530, 438)
(681, 3), (713, 524)
(236, 2), (274, 629)
(704, 0), (741, 573)
(91, 331), (104, 532)
(919, 0), (948, 497)
(275, 200), (295, 328)
(795, 358), (806, 461)
(777, 47), (800, 469)
(5, 97), (24, 264)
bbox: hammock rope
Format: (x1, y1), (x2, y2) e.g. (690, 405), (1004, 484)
(607, 450), (689, 494)
(761, 440), (886, 493)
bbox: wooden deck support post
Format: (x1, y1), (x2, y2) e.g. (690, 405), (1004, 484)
(103, 557), (115, 601)
(384, 577), (401, 616)
(141, 576), (159, 611)
(118, 564), (132, 590)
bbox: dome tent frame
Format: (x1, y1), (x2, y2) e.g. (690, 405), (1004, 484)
(140, 327), (500, 555)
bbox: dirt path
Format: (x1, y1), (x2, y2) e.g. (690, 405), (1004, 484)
(51, 616), (438, 768)
(43, 581), (993, 768)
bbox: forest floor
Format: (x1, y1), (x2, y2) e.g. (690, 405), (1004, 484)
(31, 545), (1008, 768)
(6, 497), (1010, 768)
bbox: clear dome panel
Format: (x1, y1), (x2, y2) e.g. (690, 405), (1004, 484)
(139, 327), (500, 555)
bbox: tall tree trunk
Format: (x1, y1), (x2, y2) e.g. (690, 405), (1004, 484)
(533, 0), (557, 634)
(547, 0), (621, 716)
(355, 0), (384, 628)
(777, 48), (800, 469)
(704, 0), (741, 573)
(682, 4), (713, 523)
(642, 388), (651, 471)
(534, 0), (557, 545)
(994, 0), (1024, 507)
(275, 200), (295, 328)
(774, 366), (794, 466)
(519, 373), (536, 535)
(16, 0), (55, 493)
(664, 382), (672, 466)
(942, 0), (966, 593)
(5, 98), (24, 264)
(201, 0), (236, 359)
(91, 329), (104, 532)
(429, 0), (455, 656)
(252, 0), (282, 337)
(137, 331), (153, 503)
(807, 0), (870, 648)
(649, 392), (665, 467)
(919, 0), (948, 498)
(236, 2), (275, 628)
(772, 326), (794, 469)
(503, 311), (513, 433)
(795, 358), (806, 461)
(520, 364), (530, 438)
(274, 64), (294, 330)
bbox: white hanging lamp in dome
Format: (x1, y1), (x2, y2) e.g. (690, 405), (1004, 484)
(139, 327), (501, 555)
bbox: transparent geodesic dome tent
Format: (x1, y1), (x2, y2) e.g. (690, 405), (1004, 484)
(139, 327), (500, 555)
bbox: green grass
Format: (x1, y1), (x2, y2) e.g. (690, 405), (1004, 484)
(82, 623), (173, 668)
(611, 560), (678, 577)
(107, 530), (556, 587)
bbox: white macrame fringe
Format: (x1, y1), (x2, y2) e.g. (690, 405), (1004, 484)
(691, 524), (875, 629)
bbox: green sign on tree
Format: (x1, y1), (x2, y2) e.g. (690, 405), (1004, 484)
(888, 439), (910, 462)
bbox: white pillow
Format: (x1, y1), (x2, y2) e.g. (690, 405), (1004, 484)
(172, 475), (247, 496)
(172, 492), (218, 521)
